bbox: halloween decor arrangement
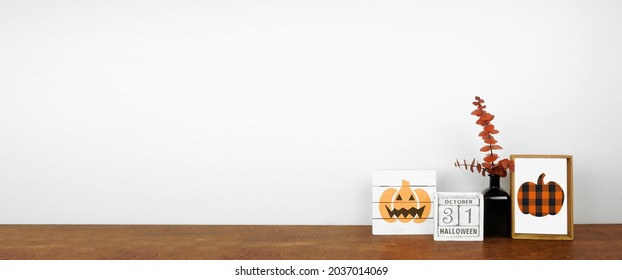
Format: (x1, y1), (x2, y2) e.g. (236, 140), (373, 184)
(455, 96), (513, 237)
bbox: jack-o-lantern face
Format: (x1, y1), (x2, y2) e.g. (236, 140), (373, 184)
(379, 180), (431, 223)
(517, 173), (565, 217)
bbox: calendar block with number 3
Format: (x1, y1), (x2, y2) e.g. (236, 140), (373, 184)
(433, 192), (484, 241)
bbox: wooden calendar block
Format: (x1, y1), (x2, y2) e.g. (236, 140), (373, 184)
(433, 192), (484, 241)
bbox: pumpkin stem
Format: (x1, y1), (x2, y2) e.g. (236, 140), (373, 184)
(402, 180), (409, 188)
(537, 173), (546, 186)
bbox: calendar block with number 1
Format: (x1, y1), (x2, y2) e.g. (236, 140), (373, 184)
(433, 192), (484, 241)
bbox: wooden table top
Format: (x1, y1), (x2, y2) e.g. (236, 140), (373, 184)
(0, 224), (620, 260)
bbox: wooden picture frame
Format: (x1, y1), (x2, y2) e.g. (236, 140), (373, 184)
(510, 155), (573, 240)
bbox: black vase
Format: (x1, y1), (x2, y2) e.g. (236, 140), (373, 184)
(482, 174), (511, 237)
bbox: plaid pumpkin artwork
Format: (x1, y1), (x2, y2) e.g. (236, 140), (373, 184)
(517, 173), (565, 217)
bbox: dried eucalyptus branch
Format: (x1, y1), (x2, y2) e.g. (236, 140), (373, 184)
(455, 96), (514, 177)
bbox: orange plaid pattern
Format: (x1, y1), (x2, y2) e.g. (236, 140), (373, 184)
(517, 174), (565, 217)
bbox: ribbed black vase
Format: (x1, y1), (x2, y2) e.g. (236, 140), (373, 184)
(482, 174), (511, 237)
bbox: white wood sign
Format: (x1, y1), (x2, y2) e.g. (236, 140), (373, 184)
(372, 170), (436, 235)
(433, 192), (484, 241)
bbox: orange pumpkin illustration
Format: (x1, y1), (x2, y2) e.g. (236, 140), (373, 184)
(517, 173), (565, 217)
(379, 180), (431, 223)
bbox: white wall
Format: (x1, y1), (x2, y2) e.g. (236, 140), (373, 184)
(1, 0), (621, 224)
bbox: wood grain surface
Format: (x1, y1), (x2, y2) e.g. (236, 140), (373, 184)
(0, 224), (620, 260)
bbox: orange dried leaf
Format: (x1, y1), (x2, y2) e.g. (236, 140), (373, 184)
(484, 138), (497, 144)
(489, 129), (499, 134)
(471, 109), (483, 116)
(480, 145), (492, 152)
(484, 153), (499, 163)
(491, 145), (503, 150)
(496, 169), (506, 176)
(479, 131), (490, 137)
(479, 113), (494, 121)
(484, 124), (495, 132)
(499, 159), (509, 169)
